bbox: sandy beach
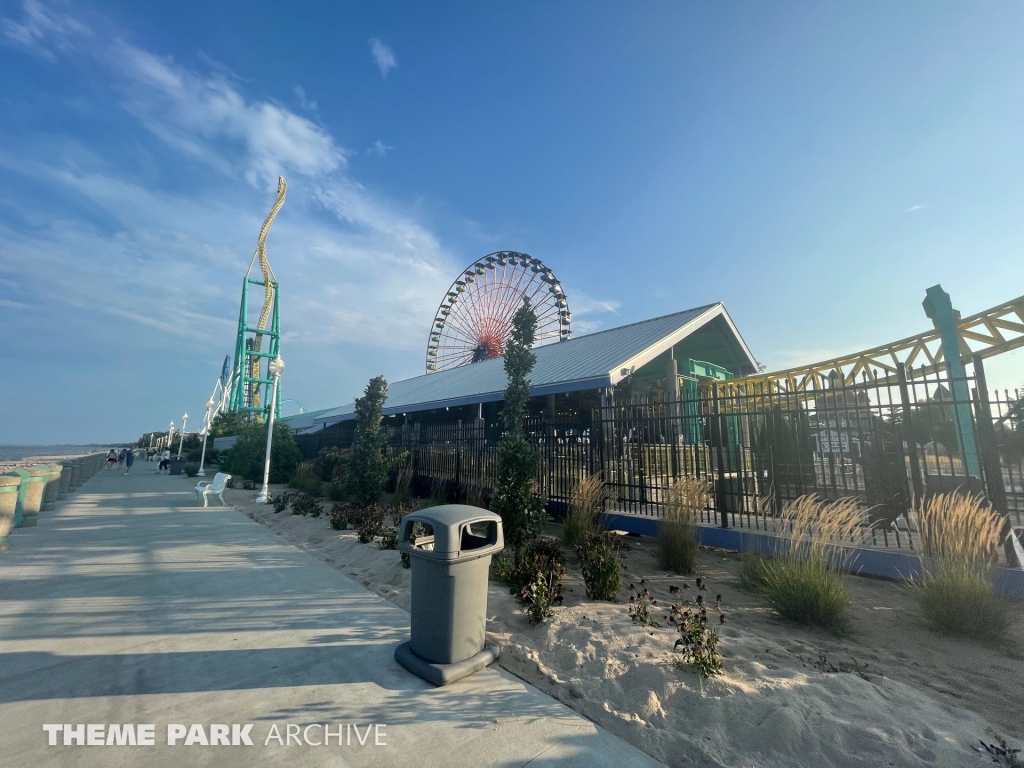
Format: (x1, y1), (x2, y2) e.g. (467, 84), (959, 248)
(193, 476), (1022, 767)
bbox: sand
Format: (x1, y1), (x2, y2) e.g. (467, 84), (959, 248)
(207, 478), (1022, 768)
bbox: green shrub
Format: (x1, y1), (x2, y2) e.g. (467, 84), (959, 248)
(328, 502), (349, 530)
(629, 585), (660, 627)
(290, 493), (320, 517)
(289, 462), (322, 495)
(315, 447), (351, 482)
(739, 496), (867, 634)
(346, 377), (390, 507)
(521, 569), (563, 624)
(490, 553), (516, 583)
(743, 555), (851, 634)
(220, 420), (301, 484)
(183, 462), (200, 477)
(658, 478), (707, 574)
(914, 493), (1011, 641)
(490, 299), (546, 562)
(671, 596), (723, 677)
(327, 478), (347, 502)
(210, 410), (247, 438)
(272, 491), (293, 514)
(563, 473), (606, 549)
(916, 565), (1011, 641)
(508, 538), (565, 623)
(352, 504), (385, 543)
(575, 532), (621, 601)
(379, 530), (398, 550)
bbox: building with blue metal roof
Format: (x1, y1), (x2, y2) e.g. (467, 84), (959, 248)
(283, 302), (757, 441)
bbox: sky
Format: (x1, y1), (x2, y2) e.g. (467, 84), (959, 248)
(1, 0), (1023, 444)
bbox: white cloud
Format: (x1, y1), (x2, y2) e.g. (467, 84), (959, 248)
(369, 38), (397, 78)
(0, 2), (459, 430)
(108, 41), (346, 186)
(562, 290), (620, 336)
(1, 0), (88, 60)
(293, 84), (317, 112)
(905, 204), (929, 213)
(367, 140), (392, 157)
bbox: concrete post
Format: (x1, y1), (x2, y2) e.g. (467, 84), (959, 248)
(58, 460), (74, 498)
(0, 475), (21, 550)
(14, 467), (49, 527)
(42, 464), (63, 511)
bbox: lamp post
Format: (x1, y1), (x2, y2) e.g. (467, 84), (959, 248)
(167, 421), (175, 451)
(197, 397), (215, 477)
(176, 412), (189, 459)
(255, 354), (285, 504)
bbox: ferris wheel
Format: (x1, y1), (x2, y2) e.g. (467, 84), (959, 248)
(426, 251), (571, 373)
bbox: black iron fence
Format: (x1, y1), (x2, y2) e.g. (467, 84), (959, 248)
(298, 355), (1022, 550)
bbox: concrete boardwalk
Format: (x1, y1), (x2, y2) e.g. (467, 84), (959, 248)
(0, 468), (660, 767)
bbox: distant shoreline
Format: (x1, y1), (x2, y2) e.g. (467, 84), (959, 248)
(0, 444), (121, 473)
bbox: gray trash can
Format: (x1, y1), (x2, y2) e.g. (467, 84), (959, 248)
(395, 504), (503, 686)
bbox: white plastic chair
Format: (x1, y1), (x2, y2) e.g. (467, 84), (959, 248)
(194, 473), (231, 507)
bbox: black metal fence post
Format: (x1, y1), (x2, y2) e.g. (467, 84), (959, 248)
(897, 363), (925, 506)
(712, 381), (729, 528)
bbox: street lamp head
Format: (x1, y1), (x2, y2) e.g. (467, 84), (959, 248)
(182, 412), (188, 420)
(206, 397), (215, 409)
(269, 354), (285, 378)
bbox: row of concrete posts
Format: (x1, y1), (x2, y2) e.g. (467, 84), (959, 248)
(0, 453), (106, 551)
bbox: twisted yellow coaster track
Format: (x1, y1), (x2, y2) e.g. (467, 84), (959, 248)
(250, 177), (287, 410)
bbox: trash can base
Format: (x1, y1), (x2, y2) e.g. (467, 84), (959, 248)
(395, 641), (500, 687)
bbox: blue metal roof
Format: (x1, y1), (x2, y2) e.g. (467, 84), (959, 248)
(313, 302), (756, 425)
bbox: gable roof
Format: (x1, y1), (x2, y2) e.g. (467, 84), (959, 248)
(312, 302), (756, 426)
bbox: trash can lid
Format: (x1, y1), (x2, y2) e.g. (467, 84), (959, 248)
(399, 504), (503, 560)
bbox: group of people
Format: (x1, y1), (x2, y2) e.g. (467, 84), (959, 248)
(104, 447), (174, 474)
(105, 448), (135, 475)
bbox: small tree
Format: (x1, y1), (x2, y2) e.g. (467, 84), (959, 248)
(490, 298), (546, 562)
(220, 420), (300, 484)
(346, 375), (390, 507)
(210, 410), (248, 438)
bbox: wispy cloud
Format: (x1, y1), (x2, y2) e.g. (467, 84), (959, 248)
(369, 38), (397, 79)
(905, 203), (929, 213)
(565, 291), (620, 335)
(367, 140), (392, 157)
(1, 0), (89, 60)
(0, 2), (458, 435)
(293, 84), (317, 112)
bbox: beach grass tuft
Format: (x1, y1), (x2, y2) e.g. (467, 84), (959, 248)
(914, 492), (1011, 641)
(658, 478), (708, 574)
(563, 473), (607, 549)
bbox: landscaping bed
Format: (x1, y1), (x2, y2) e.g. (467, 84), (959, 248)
(206, 479), (1023, 768)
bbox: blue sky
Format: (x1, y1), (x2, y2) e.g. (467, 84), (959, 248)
(1, 0), (1022, 444)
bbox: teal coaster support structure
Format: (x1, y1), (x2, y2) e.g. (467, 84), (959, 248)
(226, 176), (287, 422)
(228, 276), (281, 421)
(922, 284), (981, 477)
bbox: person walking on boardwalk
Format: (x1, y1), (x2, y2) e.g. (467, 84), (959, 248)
(158, 448), (171, 473)
(123, 447), (135, 475)
(117, 449), (126, 471)
(106, 449), (117, 470)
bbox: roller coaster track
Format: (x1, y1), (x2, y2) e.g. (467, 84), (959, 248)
(247, 177), (287, 410)
(722, 293), (1024, 393)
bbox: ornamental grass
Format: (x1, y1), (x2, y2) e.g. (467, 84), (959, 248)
(563, 473), (607, 549)
(658, 478), (709, 574)
(741, 495), (868, 635)
(914, 492), (1011, 641)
